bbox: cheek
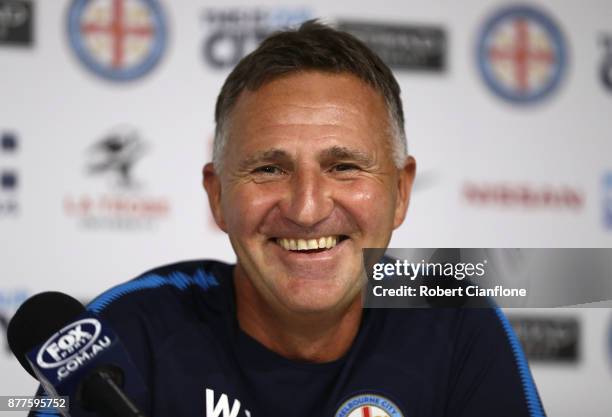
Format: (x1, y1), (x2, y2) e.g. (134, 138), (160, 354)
(222, 183), (283, 235)
(339, 181), (397, 231)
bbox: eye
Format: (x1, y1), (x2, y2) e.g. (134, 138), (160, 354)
(253, 165), (284, 175)
(332, 163), (359, 172)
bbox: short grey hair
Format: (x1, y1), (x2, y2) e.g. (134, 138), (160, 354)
(213, 20), (407, 172)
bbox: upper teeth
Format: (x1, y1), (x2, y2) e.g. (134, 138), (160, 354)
(277, 236), (338, 251)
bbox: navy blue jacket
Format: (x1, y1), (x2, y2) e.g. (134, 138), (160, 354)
(32, 260), (545, 417)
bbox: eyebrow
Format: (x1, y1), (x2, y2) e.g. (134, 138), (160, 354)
(319, 146), (374, 166)
(237, 145), (374, 170)
(238, 148), (291, 170)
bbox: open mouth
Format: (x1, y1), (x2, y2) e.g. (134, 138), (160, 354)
(274, 236), (349, 253)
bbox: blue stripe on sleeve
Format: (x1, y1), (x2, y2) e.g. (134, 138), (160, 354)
(87, 268), (219, 314)
(494, 307), (546, 417)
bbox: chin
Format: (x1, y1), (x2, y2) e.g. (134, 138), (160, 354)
(275, 278), (360, 314)
(281, 297), (347, 314)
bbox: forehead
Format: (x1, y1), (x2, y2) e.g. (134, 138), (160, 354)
(226, 71), (391, 153)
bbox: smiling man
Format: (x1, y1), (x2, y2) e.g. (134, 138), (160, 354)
(31, 20), (545, 417)
(203, 66), (415, 363)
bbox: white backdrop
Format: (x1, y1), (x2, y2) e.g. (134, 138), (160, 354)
(1, 0), (612, 415)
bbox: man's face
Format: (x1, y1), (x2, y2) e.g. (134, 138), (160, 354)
(205, 71), (415, 314)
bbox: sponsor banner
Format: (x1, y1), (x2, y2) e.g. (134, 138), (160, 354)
(508, 316), (579, 362)
(0, 0), (32, 46)
(201, 7), (311, 69)
(476, 5), (567, 104)
(63, 126), (170, 230)
(601, 35), (612, 92)
(0, 130), (19, 216)
(609, 315), (612, 371)
(66, 0), (167, 81)
(604, 172), (612, 229)
(462, 182), (583, 210)
(364, 248), (612, 308)
(337, 21), (446, 71)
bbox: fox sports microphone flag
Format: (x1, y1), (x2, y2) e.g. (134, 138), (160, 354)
(8, 292), (149, 416)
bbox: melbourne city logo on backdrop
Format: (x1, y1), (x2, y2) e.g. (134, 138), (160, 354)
(63, 125), (170, 230)
(476, 5), (567, 104)
(600, 35), (612, 92)
(67, 0), (167, 81)
(0, 0), (33, 47)
(0, 130), (19, 216)
(201, 7), (311, 70)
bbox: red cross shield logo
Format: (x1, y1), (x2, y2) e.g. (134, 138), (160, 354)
(476, 5), (567, 104)
(334, 393), (404, 417)
(67, 0), (167, 81)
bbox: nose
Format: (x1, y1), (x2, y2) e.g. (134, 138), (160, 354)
(279, 168), (334, 227)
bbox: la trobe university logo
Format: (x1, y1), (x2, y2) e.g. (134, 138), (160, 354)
(67, 0), (167, 81)
(476, 5), (567, 104)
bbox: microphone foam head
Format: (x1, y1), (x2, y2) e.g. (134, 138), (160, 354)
(7, 291), (85, 377)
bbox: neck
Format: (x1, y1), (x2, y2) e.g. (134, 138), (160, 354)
(233, 267), (363, 363)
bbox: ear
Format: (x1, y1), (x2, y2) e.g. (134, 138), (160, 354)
(203, 163), (227, 232)
(393, 156), (416, 229)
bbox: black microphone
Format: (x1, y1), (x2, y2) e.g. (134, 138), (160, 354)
(8, 292), (148, 417)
